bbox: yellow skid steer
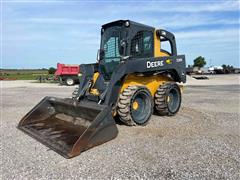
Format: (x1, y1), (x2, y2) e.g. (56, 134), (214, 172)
(18, 20), (186, 158)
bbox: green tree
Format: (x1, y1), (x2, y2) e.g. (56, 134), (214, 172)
(222, 64), (234, 74)
(193, 56), (206, 68)
(222, 64), (227, 69)
(48, 67), (56, 74)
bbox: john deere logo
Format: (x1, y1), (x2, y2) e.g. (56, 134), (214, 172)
(166, 59), (172, 64)
(147, 60), (163, 68)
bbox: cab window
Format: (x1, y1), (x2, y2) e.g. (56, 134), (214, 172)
(131, 31), (153, 58)
(160, 38), (171, 56)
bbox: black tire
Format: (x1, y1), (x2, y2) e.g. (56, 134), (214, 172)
(154, 82), (181, 116)
(117, 86), (153, 126)
(66, 77), (75, 86)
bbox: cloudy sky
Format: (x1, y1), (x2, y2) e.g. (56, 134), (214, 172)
(2, 0), (240, 68)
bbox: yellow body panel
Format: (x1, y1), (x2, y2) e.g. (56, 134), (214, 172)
(119, 30), (173, 97)
(93, 72), (100, 84)
(154, 29), (169, 57)
(154, 30), (161, 57)
(90, 88), (100, 96)
(90, 72), (100, 96)
(120, 74), (172, 97)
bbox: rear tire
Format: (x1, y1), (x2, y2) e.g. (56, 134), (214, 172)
(66, 77), (75, 86)
(154, 82), (181, 116)
(117, 86), (153, 126)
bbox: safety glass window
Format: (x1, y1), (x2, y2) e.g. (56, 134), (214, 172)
(143, 31), (152, 54)
(131, 31), (153, 57)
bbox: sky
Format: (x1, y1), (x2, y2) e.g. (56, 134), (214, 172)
(1, 0), (240, 68)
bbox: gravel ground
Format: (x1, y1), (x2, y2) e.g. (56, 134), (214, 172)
(1, 75), (240, 179)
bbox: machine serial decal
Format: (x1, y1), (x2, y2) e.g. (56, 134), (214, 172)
(147, 60), (164, 68)
(176, 58), (183, 62)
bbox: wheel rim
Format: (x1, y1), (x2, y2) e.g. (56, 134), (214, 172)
(131, 91), (151, 124)
(67, 78), (74, 85)
(167, 88), (180, 113)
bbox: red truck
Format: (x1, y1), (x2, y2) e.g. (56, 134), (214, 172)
(55, 63), (80, 86)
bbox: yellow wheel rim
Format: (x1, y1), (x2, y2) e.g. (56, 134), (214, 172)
(167, 95), (171, 103)
(132, 101), (139, 110)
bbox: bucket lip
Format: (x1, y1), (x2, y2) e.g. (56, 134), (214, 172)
(18, 125), (72, 158)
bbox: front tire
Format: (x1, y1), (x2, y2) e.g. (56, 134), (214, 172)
(154, 82), (181, 116)
(117, 86), (153, 126)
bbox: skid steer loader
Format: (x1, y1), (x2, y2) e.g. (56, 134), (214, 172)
(18, 20), (186, 158)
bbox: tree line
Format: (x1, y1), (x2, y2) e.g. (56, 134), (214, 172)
(192, 56), (236, 73)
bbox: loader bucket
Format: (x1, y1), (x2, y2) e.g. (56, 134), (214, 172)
(18, 97), (118, 158)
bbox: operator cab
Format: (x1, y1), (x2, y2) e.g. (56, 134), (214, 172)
(98, 20), (177, 80)
(98, 20), (155, 79)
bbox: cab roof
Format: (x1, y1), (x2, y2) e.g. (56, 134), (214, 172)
(102, 20), (155, 30)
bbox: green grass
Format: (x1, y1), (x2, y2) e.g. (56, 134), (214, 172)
(0, 69), (50, 80)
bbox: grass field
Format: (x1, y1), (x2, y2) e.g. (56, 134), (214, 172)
(0, 69), (49, 80)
